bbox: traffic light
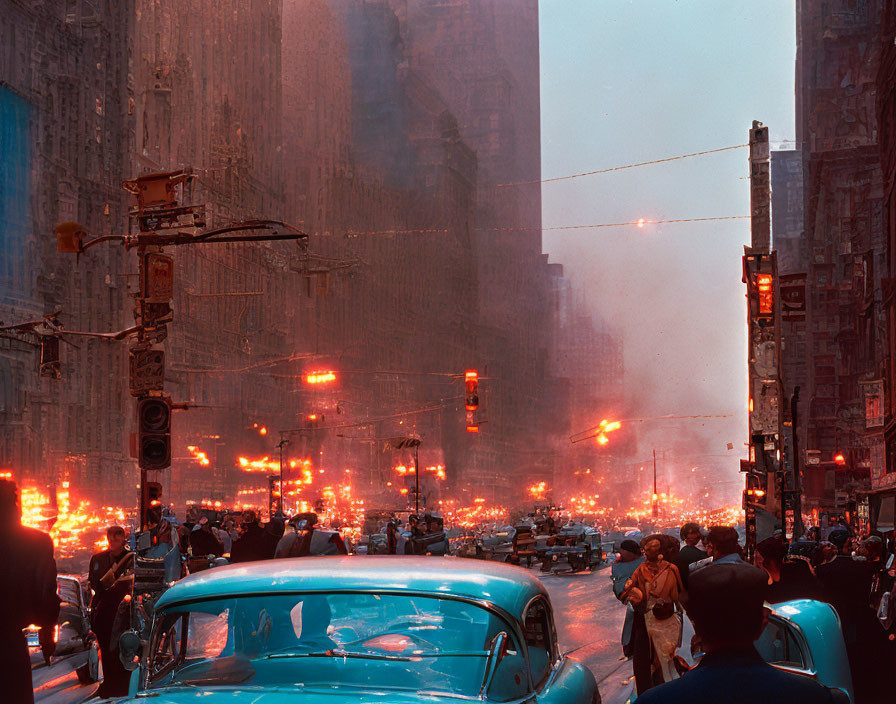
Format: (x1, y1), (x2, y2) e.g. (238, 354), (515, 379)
(756, 273), (773, 315)
(465, 370), (479, 411)
(743, 472), (768, 510)
(138, 253), (173, 331)
(145, 482), (163, 508)
(39, 337), (61, 378)
(137, 396), (171, 469)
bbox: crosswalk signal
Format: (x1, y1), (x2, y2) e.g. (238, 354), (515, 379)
(465, 370), (479, 411)
(138, 396), (172, 469)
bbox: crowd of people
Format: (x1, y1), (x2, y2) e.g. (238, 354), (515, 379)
(611, 521), (896, 703)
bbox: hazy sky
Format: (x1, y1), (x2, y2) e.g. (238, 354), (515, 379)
(539, 1), (796, 498)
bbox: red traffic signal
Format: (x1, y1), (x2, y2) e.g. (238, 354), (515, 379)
(137, 396), (172, 469)
(757, 273), (773, 315)
(465, 370), (479, 411)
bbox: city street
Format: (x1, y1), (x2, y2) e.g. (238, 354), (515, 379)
(32, 651), (97, 704)
(542, 566), (633, 704)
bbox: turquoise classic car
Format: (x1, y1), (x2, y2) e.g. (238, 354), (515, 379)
(108, 556), (600, 704)
(657, 598), (854, 703)
(755, 599), (854, 701)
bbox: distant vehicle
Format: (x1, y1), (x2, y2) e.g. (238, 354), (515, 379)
(540, 525), (604, 573)
(118, 557), (601, 704)
(25, 574), (99, 684)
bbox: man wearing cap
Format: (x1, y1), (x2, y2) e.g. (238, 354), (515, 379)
(636, 561), (847, 703)
(612, 540), (652, 694)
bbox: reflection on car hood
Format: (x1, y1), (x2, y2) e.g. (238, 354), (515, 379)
(109, 685), (475, 704)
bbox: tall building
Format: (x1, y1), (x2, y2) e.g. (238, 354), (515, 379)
(875, 0), (896, 514)
(351, 0), (562, 497)
(794, 0), (886, 512)
(771, 149), (807, 427)
(0, 1), (135, 503)
(1, 0), (576, 512)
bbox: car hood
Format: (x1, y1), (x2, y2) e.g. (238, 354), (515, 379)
(107, 685), (474, 704)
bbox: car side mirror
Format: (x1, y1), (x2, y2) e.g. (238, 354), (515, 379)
(119, 629), (144, 671)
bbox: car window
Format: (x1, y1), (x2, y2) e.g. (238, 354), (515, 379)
(755, 617), (807, 669)
(147, 593), (516, 697)
(523, 597), (555, 687)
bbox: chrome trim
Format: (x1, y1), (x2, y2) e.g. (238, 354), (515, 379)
(767, 614), (815, 674)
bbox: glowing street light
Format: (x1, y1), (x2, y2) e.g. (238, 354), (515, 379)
(305, 371), (337, 385)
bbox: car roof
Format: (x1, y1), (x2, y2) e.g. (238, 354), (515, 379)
(155, 556), (548, 618)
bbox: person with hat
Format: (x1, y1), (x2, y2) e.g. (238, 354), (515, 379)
(624, 534), (684, 685)
(612, 539), (652, 694)
(674, 523), (706, 590)
(636, 561), (847, 703)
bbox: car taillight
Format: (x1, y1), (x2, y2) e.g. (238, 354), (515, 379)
(54, 624), (60, 643)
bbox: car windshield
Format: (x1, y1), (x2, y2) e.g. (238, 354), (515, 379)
(147, 592), (518, 695)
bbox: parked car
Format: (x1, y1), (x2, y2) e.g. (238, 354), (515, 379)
(24, 574), (99, 684)
(117, 556), (600, 704)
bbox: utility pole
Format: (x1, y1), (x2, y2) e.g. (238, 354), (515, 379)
(277, 438), (289, 517)
(56, 169), (307, 530)
(415, 443), (421, 514)
(742, 121), (785, 560)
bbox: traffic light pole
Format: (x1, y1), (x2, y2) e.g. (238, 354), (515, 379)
(742, 121), (786, 560)
(57, 170), (307, 530)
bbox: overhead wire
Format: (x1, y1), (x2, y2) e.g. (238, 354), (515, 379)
(497, 143), (749, 187)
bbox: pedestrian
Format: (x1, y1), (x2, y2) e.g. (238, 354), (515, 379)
(189, 516), (224, 557)
(674, 522), (706, 590)
(612, 539), (651, 694)
(0, 480), (59, 704)
(816, 530), (888, 703)
(231, 509), (275, 562)
(624, 534), (684, 685)
(754, 535), (823, 603)
(386, 519), (399, 554)
(89, 525), (134, 698)
(635, 561), (847, 703)
(212, 518), (234, 554)
(275, 513), (316, 558)
(696, 525), (743, 571)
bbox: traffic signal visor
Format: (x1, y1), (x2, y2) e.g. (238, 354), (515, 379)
(55, 222), (87, 253)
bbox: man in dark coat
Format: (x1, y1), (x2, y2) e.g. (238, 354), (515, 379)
(674, 522), (706, 590)
(0, 479), (60, 704)
(637, 561), (847, 704)
(188, 517), (224, 557)
(89, 524), (133, 698)
(815, 538), (887, 703)
(230, 510), (275, 562)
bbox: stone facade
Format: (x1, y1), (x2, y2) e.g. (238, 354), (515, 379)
(794, 0), (887, 509)
(0, 0), (135, 504)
